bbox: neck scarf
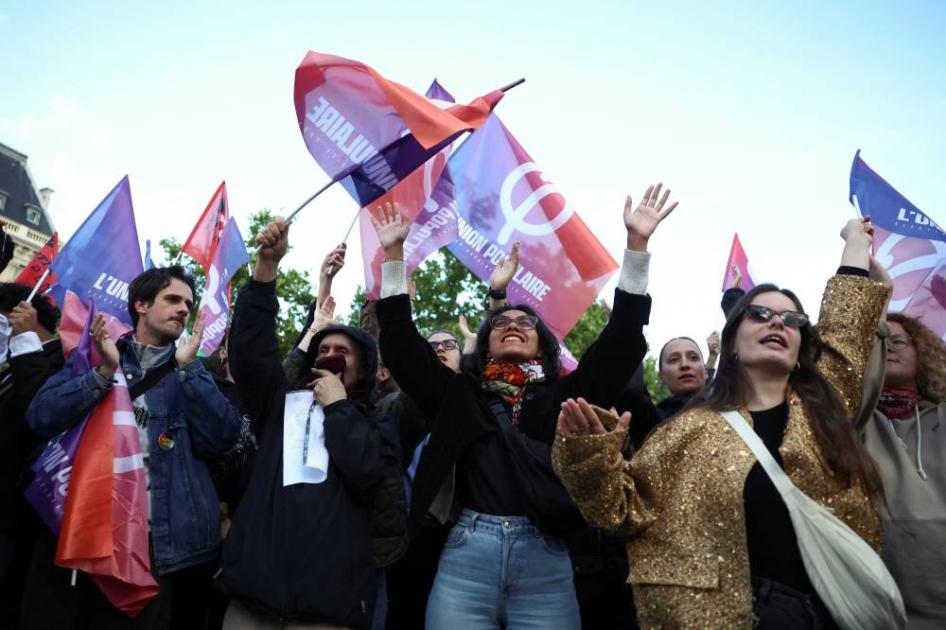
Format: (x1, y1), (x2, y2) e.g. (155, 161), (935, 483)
(482, 358), (545, 423)
(877, 387), (921, 419)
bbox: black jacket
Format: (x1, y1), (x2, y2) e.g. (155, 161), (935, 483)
(377, 287), (650, 538)
(0, 338), (63, 529)
(220, 280), (399, 628)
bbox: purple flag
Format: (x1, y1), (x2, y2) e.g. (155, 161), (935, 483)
(850, 151), (946, 339)
(196, 218), (249, 354)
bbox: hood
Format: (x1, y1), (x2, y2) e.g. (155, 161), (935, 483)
(308, 324), (379, 397)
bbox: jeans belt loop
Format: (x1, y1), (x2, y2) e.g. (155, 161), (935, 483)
(468, 512), (479, 533)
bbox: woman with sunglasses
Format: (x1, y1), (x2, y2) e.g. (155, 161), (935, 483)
(372, 185), (676, 629)
(553, 217), (890, 629)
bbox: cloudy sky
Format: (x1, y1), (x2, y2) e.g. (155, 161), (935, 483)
(2, 1), (944, 355)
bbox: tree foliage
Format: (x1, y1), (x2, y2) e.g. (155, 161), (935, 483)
(157, 209), (315, 356)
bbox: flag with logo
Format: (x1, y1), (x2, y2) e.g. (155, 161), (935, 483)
(182, 182), (229, 272)
(47, 176), (143, 354)
(358, 80), (463, 298)
(721, 233), (756, 292)
(26, 301), (159, 617)
(196, 217), (248, 354)
(294, 51), (503, 209)
(446, 113), (618, 341)
(15, 231), (59, 294)
(850, 150), (946, 339)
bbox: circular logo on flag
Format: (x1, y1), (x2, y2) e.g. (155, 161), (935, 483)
(497, 162), (575, 245)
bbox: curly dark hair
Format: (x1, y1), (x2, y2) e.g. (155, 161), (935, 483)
(461, 304), (561, 382)
(887, 312), (946, 404)
(690, 283), (884, 502)
(0, 282), (61, 333)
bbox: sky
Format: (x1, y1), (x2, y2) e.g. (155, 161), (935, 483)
(1, 1), (944, 358)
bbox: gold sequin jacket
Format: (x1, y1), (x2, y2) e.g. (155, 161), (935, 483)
(552, 274), (890, 629)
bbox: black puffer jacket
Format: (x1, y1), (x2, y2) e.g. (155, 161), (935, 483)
(220, 280), (401, 628)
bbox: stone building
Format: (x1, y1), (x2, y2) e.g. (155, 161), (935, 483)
(0, 142), (55, 281)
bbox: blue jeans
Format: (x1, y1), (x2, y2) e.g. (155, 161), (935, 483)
(426, 510), (581, 630)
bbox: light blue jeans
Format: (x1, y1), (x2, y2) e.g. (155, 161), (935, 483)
(425, 510), (581, 630)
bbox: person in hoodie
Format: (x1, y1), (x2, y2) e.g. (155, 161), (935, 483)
(220, 219), (402, 630)
(861, 312), (946, 630)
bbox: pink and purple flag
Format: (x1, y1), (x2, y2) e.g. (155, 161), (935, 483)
(850, 150), (946, 340)
(196, 217), (248, 355)
(445, 113), (618, 341)
(293, 51), (503, 209)
(721, 233), (756, 292)
(47, 176), (143, 355)
(26, 302), (158, 617)
(358, 80), (463, 299)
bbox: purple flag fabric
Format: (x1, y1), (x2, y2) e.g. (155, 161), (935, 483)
(196, 218), (249, 355)
(48, 176), (143, 326)
(850, 151), (946, 339)
(25, 302), (99, 533)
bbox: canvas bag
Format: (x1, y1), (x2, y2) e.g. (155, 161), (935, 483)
(720, 410), (906, 630)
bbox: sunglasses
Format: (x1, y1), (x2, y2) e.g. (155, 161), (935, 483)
(886, 334), (912, 351)
(744, 304), (809, 328)
(429, 339), (459, 352)
(490, 315), (539, 331)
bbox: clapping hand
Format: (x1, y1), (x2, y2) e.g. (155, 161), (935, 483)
(90, 314), (120, 380)
(175, 317), (205, 367)
(557, 397), (631, 436)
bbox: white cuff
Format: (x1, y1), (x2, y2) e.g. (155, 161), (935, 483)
(617, 249), (650, 295)
(10, 331), (43, 357)
(380, 261), (409, 298)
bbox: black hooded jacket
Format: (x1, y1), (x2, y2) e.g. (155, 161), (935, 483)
(219, 280), (399, 628)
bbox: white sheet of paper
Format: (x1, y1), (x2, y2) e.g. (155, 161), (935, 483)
(282, 391), (330, 486)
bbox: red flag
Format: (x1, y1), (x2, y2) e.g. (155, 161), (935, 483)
(15, 232), (58, 293)
(55, 307), (159, 616)
(182, 182), (229, 271)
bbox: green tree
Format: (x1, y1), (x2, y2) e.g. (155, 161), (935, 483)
(157, 209), (315, 355)
(643, 354), (669, 402)
(348, 249), (484, 336)
(563, 302), (609, 358)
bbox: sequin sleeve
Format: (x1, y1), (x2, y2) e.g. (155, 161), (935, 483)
(552, 426), (657, 536)
(815, 274), (891, 418)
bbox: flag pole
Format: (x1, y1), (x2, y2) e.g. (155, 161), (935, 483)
(26, 269), (51, 302)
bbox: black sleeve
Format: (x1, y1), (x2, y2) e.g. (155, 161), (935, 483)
(837, 265), (869, 278)
(721, 288), (745, 318)
(613, 365), (662, 451)
(553, 288), (651, 410)
(229, 280), (287, 438)
(377, 294), (455, 420)
(10, 345), (63, 415)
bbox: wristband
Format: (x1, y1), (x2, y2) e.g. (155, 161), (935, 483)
(487, 287), (507, 300)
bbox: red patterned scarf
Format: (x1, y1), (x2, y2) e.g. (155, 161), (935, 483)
(482, 358), (545, 423)
(877, 387), (921, 419)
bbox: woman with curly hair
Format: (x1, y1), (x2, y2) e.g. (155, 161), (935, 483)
(862, 312), (946, 630)
(553, 218), (893, 629)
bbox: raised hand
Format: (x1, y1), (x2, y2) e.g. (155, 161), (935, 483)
(706, 331), (721, 358)
(624, 183), (678, 252)
(458, 314), (478, 354)
(91, 314), (120, 379)
(840, 217), (874, 270)
(490, 242), (520, 291)
(175, 316), (205, 367)
(254, 219), (289, 282)
(557, 397), (631, 436)
(370, 202), (410, 261)
(730, 264), (743, 289)
(841, 217), (875, 245)
(8, 301), (40, 336)
(312, 296), (338, 334)
(320, 243), (347, 280)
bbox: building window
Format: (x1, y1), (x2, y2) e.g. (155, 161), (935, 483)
(26, 206), (41, 225)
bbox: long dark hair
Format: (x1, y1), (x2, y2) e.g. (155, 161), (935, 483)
(693, 284), (884, 501)
(462, 304), (561, 383)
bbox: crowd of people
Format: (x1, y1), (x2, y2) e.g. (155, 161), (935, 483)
(0, 183), (943, 630)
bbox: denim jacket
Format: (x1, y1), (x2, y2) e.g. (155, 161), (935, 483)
(26, 335), (242, 575)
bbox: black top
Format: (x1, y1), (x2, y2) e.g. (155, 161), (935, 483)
(743, 403), (814, 593)
(457, 415), (527, 516)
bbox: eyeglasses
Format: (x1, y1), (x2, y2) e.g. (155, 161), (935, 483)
(744, 304), (809, 328)
(886, 334), (912, 351)
(429, 339), (459, 352)
(490, 314), (539, 331)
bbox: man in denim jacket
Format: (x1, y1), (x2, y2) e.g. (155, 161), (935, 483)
(23, 266), (241, 630)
